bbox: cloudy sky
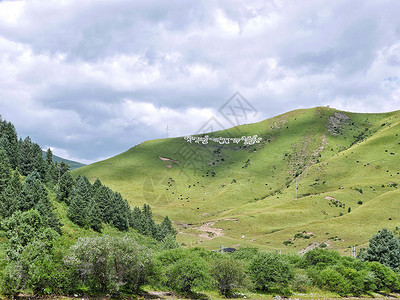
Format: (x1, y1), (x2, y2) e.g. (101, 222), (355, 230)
(0, 0), (400, 164)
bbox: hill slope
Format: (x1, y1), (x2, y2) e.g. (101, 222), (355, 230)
(42, 150), (86, 170)
(73, 107), (400, 254)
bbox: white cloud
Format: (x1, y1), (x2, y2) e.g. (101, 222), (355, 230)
(0, 0), (400, 163)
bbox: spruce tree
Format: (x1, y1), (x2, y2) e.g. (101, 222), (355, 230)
(130, 206), (142, 232)
(58, 161), (70, 180)
(110, 192), (129, 231)
(9, 170), (22, 194)
(92, 178), (102, 194)
(74, 175), (92, 201)
(45, 148), (53, 165)
(141, 204), (157, 238)
(18, 171), (47, 211)
(35, 197), (62, 234)
(32, 143), (46, 179)
(93, 185), (113, 223)
(0, 149), (11, 192)
(157, 216), (177, 241)
(67, 194), (88, 227)
(0, 185), (19, 218)
(360, 228), (400, 270)
(18, 137), (34, 176)
(86, 199), (103, 232)
(0, 120), (19, 169)
(55, 172), (74, 204)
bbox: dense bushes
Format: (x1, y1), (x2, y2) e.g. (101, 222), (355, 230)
(66, 235), (155, 294)
(211, 257), (247, 296)
(303, 248), (400, 296)
(249, 252), (294, 296)
(3, 229), (400, 298)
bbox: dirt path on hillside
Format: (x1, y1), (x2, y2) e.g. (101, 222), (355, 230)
(196, 221), (224, 240)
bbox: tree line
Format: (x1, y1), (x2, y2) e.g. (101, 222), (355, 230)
(57, 172), (176, 241)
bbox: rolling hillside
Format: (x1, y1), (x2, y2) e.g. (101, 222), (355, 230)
(73, 107), (400, 254)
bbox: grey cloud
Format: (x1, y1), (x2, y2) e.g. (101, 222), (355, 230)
(1, 0), (400, 163)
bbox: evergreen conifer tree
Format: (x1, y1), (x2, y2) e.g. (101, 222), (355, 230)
(86, 199), (103, 232)
(0, 149), (11, 192)
(0, 119), (19, 168)
(55, 172), (74, 204)
(18, 171), (47, 211)
(67, 194), (88, 227)
(18, 137), (34, 176)
(45, 148), (53, 165)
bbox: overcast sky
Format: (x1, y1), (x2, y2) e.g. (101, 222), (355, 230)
(0, 0), (400, 164)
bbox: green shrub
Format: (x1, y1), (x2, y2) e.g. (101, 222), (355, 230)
(211, 257), (247, 297)
(165, 255), (211, 294)
(232, 247), (259, 261)
(285, 254), (307, 269)
(304, 248), (341, 269)
(366, 261), (400, 292)
(316, 267), (350, 296)
(291, 272), (312, 293)
(283, 240), (293, 246)
(66, 235), (155, 294)
(157, 248), (186, 266)
(0, 262), (23, 297)
(249, 252), (294, 296)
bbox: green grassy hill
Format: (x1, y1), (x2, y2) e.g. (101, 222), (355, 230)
(73, 107), (400, 254)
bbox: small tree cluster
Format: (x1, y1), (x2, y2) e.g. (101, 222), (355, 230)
(0, 170), (61, 232)
(66, 235), (155, 294)
(0, 210), (72, 296)
(131, 204), (177, 241)
(61, 175), (130, 232)
(58, 174), (176, 240)
(359, 228), (400, 270)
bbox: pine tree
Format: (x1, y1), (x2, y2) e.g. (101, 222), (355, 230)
(73, 175), (92, 201)
(86, 199), (103, 232)
(157, 216), (177, 241)
(93, 185), (113, 223)
(110, 192), (129, 231)
(130, 206), (142, 232)
(0, 185), (19, 218)
(0, 119), (19, 169)
(55, 172), (74, 204)
(67, 194), (88, 227)
(18, 171), (47, 211)
(45, 148), (53, 165)
(31, 143), (46, 179)
(58, 161), (70, 180)
(35, 197), (62, 234)
(9, 170), (22, 194)
(0, 149), (11, 192)
(18, 137), (34, 176)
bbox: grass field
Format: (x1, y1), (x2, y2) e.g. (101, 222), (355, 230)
(73, 107), (400, 254)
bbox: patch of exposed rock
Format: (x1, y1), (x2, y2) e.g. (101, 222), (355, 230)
(326, 112), (352, 135)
